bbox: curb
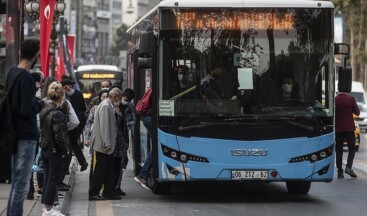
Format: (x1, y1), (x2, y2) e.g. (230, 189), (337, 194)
(61, 156), (79, 215)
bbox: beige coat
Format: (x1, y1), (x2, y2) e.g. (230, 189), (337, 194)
(90, 99), (117, 154)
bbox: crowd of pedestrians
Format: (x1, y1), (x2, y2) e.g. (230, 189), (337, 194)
(0, 39), (142, 216)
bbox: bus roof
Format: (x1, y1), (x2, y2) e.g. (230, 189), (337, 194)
(158, 0), (334, 8)
(76, 65), (121, 73)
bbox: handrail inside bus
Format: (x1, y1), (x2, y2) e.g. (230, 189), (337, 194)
(170, 85), (197, 100)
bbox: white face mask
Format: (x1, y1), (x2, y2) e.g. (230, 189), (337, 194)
(178, 74), (184, 81)
(121, 100), (128, 105)
(114, 100), (122, 107)
(67, 88), (75, 96)
(282, 84), (292, 93)
(101, 87), (109, 91)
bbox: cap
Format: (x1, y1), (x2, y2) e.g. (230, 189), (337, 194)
(61, 79), (75, 86)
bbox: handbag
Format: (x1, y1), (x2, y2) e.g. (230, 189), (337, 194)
(32, 148), (44, 173)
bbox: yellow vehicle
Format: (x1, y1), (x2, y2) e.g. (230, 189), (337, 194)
(344, 121), (360, 151)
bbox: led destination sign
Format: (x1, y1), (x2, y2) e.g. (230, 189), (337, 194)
(176, 12), (294, 30)
(82, 73), (116, 79)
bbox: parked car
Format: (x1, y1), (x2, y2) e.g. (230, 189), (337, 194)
(344, 121), (360, 151)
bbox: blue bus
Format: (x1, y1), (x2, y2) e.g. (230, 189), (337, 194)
(126, 0), (352, 194)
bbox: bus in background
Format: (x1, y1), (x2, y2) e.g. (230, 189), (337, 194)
(126, 0), (352, 194)
(74, 64), (125, 103)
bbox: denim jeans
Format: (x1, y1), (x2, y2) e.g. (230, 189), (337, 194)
(41, 149), (64, 206)
(139, 151), (152, 179)
(7, 140), (37, 216)
(139, 116), (153, 179)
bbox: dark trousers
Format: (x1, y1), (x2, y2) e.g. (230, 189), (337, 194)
(69, 127), (87, 166)
(59, 148), (72, 184)
(89, 151), (115, 197)
(335, 131), (356, 172)
(113, 157), (122, 190)
(41, 149), (64, 206)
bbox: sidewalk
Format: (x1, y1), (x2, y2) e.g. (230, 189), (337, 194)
(0, 156), (78, 216)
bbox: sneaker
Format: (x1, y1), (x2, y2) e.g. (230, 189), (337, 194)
(134, 176), (150, 190)
(337, 172), (344, 179)
(42, 208), (65, 216)
(345, 167), (357, 178)
(58, 193), (65, 198)
(26, 192), (34, 200)
(37, 190), (43, 197)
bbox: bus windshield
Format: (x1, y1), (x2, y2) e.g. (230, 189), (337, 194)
(159, 8), (334, 118)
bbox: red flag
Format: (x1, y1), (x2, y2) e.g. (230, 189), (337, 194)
(55, 42), (63, 81)
(67, 35), (75, 64)
(39, 0), (55, 78)
(55, 35), (75, 81)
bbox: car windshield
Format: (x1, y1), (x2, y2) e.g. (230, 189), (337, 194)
(159, 8), (334, 118)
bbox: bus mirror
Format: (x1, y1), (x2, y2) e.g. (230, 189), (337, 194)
(137, 57), (153, 69)
(337, 67), (352, 93)
(334, 43), (350, 56)
(139, 29), (155, 58)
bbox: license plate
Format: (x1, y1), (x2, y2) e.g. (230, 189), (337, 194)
(231, 170), (268, 180)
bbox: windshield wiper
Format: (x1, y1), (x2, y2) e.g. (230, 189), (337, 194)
(178, 121), (270, 131)
(225, 115), (317, 132)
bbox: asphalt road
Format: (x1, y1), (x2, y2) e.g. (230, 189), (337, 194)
(68, 136), (367, 216)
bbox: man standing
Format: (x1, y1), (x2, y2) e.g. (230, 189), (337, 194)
(6, 39), (44, 216)
(89, 88), (122, 200)
(85, 80), (112, 118)
(61, 78), (88, 175)
(335, 86), (360, 179)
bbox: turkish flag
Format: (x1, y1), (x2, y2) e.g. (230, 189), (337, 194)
(55, 35), (75, 81)
(39, 0), (55, 78)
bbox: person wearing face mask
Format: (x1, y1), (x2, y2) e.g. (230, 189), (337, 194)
(61, 79), (89, 174)
(113, 88), (136, 195)
(89, 88), (123, 201)
(3, 39), (45, 216)
(280, 75), (300, 101)
(85, 80), (112, 118)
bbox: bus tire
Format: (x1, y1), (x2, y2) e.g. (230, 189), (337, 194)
(150, 179), (172, 195)
(286, 181), (311, 194)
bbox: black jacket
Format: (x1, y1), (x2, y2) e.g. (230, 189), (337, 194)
(6, 67), (43, 141)
(40, 104), (69, 155)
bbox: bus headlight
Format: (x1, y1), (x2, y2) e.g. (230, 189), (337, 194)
(161, 144), (209, 163)
(289, 144), (333, 163)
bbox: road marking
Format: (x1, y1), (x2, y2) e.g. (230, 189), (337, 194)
(96, 200), (114, 216)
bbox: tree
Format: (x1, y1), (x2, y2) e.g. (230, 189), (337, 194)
(332, 0), (367, 86)
(111, 23), (129, 56)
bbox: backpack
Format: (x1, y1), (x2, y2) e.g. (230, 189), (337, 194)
(135, 88), (152, 116)
(0, 70), (23, 154)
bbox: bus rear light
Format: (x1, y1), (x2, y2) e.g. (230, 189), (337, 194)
(271, 171), (278, 177)
(289, 144), (334, 163)
(161, 144), (209, 163)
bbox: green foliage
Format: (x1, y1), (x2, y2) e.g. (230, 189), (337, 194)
(332, 0), (367, 82)
(111, 23), (129, 56)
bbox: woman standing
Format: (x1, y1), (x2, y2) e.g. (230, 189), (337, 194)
(40, 82), (69, 216)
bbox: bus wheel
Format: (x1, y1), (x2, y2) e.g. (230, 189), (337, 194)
(149, 179), (172, 195)
(286, 181), (311, 194)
